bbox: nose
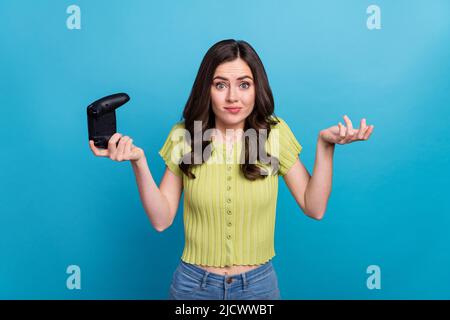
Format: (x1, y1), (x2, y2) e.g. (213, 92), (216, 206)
(226, 86), (238, 103)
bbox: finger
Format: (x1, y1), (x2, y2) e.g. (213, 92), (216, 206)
(116, 136), (129, 161)
(363, 125), (374, 140)
(90, 140), (108, 156)
(108, 133), (122, 158)
(89, 140), (109, 157)
(363, 126), (373, 140)
(343, 115), (354, 142)
(131, 145), (142, 160)
(338, 122), (346, 139)
(359, 125), (371, 140)
(124, 138), (133, 160)
(357, 118), (368, 139)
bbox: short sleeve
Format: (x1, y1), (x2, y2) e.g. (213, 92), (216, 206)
(268, 117), (303, 176)
(158, 122), (188, 178)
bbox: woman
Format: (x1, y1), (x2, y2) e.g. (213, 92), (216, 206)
(89, 39), (374, 300)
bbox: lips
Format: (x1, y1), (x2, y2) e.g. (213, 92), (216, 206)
(225, 107), (241, 114)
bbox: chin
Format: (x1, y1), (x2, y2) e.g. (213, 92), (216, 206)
(222, 114), (246, 125)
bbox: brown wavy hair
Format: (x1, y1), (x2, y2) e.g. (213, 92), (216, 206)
(179, 39), (280, 180)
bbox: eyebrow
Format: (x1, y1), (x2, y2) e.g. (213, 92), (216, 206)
(213, 75), (253, 81)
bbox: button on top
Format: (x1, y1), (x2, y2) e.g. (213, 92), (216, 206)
(227, 210), (232, 215)
(226, 277), (233, 284)
(227, 234), (231, 240)
(227, 166), (232, 171)
(227, 221), (232, 227)
(226, 198), (231, 203)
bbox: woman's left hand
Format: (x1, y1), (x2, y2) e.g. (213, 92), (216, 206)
(319, 115), (374, 145)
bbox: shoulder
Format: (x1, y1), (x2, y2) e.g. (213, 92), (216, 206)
(269, 115), (288, 126)
(268, 115), (293, 134)
(159, 121), (190, 162)
(168, 121), (185, 131)
(267, 115), (301, 149)
(164, 121), (186, 140)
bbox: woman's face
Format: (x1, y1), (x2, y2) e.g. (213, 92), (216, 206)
(210, 58), (255, 131)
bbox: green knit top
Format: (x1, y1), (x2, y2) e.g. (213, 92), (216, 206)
(158, 116), (302, 267)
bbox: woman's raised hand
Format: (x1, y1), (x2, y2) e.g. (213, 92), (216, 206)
(320, 115), (374, 145)
(89, 133), (144, 162)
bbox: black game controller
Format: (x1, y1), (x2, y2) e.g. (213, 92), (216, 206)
(87, 93), (130, 149)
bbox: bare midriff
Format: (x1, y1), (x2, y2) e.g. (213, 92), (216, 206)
(195, 264), (261, 276)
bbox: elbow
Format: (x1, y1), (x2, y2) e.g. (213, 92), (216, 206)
(310, 213), (324, 221)
(152, 219), (173, 233)
(154, 223), (171, 232)
(154, 225), (166, 232)
(147, 209), (173, 232)
(305, 209), (326, 221)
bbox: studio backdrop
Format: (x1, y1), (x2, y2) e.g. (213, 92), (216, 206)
(1, 0), (449, 299)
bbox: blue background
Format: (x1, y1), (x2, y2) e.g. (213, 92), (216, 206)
(1, 0), (449, 299)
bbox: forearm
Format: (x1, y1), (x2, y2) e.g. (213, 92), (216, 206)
(304, 132), (335, 219)
(130, 154), (171, 230)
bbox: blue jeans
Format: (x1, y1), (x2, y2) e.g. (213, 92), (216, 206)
(168, 259), (281, 300)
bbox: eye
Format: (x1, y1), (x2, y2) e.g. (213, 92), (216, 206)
(240, 82), (250, 89)
(215, 82), (227, 90)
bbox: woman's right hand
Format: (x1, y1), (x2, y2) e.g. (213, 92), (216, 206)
(89, 133), (144, 162)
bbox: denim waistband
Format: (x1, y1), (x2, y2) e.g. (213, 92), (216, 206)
(177, 259), (275, 289)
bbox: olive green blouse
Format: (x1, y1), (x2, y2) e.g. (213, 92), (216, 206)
(158, 116), (302, 267)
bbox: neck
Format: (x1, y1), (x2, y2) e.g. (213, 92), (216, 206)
(213, 118), (245, 143)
